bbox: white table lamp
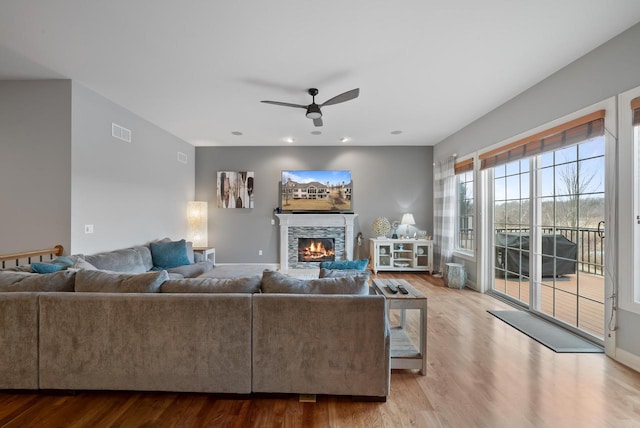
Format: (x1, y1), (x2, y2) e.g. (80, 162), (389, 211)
(400, 213), (415, 238)
(187, 201), (208, 248)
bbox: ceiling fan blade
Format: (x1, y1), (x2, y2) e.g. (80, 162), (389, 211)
(260, 100), (307, 109)
(320, 88), (360, 106)
(313, 117), (323, 127)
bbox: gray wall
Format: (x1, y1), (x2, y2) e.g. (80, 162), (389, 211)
(195, 146), (433, 263)
(0, 80), (194, 256)
(71, 82), (195, 254)
(434, 23), (640, 161)
(434, 23), (640, 360)
(0, 80), (72, 254)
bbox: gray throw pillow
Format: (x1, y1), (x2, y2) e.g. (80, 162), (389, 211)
(75, 269), (168, 293)
(84, 247), (147, 273)
(260, 270), (368, 295)
(319, 268), (372, 283)
(0, 270), (76, 292)
(160, 276), (261, 293)
(69, 255), (98, 271)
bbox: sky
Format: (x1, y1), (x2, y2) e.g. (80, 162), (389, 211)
(282, 170), (352, 185)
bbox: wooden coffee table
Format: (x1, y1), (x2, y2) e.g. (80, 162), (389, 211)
(372, 278), (427, 375)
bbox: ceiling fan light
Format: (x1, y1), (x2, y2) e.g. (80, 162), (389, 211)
(306, 104), (322, 119)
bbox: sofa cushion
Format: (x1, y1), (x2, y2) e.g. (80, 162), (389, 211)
(197, 264), (275, 279)
(261, 270), (368, 295)
(150, 239), (191, 270)
(0, 270), (76, 292)
(166, 261), (214, 278)
(131, 245), (154, 271)
(319, 267), (371, 282)
(160, 276), (261, 294)
(75, 269), (168, 293)
(84, 248), (147, 273)
(319, 259), (369, 270)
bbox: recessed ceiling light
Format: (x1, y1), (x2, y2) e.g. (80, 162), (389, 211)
(391, 130), (403, 135)
(285, 137), (295, 143)
(340, 137), (350, 143)
(231, 131), (243, 136)
(311, 131), (322, 135)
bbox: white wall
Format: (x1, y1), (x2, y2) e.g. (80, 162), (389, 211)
(71, 82), (195, 254)
(0, 80), (71, 254)
(434, 22), (640, 364)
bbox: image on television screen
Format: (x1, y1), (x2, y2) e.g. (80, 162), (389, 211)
(281, 170), (352, 212)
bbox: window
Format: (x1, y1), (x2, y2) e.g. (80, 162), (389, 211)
(455, 159), (474, 254)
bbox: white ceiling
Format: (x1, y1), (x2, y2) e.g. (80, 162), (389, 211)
(1, 1), (640, 147)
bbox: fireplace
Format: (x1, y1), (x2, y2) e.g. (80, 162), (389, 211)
(298, 238), (335, 262)
(275, 213), (357, 271)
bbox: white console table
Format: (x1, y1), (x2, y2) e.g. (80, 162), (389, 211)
(370, 239), (433, 274)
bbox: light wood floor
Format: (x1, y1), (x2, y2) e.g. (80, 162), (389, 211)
(2, 273), (640, 428)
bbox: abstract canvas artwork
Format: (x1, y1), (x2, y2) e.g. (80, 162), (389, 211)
(217, 171), (254, 208)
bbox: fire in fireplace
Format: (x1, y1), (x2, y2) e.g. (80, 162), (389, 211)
(298, 238), (335, 262)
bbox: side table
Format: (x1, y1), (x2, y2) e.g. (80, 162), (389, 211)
(193, 247), (216, 264)
(372, 278), (427, 375)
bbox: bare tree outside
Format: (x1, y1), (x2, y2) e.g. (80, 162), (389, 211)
(541, 161), (603, 229)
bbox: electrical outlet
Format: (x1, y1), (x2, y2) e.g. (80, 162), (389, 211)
(84, 224), (94, 234)
(271, 219), (275, 225)
(299, 394), (316, 403)
(258, 250), (263, 256)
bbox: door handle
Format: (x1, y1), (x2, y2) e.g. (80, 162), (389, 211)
(597, 221), (605, 239)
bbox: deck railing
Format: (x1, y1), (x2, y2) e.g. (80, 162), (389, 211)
(459, 227), (605, 276)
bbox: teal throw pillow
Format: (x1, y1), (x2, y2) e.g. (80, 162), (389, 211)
(31, 257), (74, 274)
(319, 259), (368, 271)
(150, 239), (191, 269)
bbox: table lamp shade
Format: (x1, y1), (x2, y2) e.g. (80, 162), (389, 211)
(187, 201), (208, 248)
(401, 213), (415, 225)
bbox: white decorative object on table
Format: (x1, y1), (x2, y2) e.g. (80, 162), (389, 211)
(372, 217), (391, 239)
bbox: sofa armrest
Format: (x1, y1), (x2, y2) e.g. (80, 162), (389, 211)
(0, 293), (39, 389)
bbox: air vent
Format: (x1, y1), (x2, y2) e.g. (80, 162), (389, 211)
(112, 123), (132, 142)
(177, 152), (188, 164)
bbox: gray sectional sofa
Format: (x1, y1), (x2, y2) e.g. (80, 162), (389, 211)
(0, 241), (390, 400)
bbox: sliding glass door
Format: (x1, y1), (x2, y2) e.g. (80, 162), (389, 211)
(532, 140), (605, 338)
(489, 120), (606, 341)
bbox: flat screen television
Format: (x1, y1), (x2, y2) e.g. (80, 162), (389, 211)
(281, 170), (352, 213)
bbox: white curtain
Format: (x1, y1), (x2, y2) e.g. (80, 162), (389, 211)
(433, 157), (456, 274)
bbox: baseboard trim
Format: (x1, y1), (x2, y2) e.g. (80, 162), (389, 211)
(612, 347), (640, 373)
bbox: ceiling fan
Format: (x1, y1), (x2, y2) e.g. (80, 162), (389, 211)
(261, 87), (359, 127)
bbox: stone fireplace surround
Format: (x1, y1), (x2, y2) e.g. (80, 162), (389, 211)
(275, 213), (357, 271)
